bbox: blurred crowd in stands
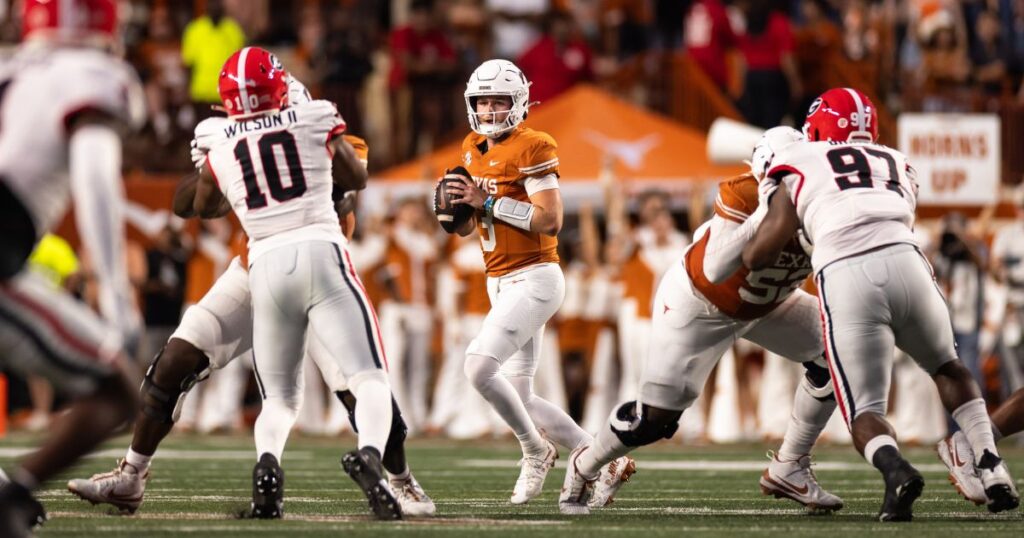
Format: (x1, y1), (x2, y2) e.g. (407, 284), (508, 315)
(1, 0), (1021, 172)
(4, 0), (1024, 444)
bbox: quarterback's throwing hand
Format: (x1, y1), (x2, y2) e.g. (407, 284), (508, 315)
(447, 174), (488, 209)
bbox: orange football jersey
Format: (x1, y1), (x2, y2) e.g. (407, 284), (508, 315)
(684, 173), (812, 320)
(461, 124), (560, 276)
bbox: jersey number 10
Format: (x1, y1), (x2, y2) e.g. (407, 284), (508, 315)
(234, 131), (307, 209)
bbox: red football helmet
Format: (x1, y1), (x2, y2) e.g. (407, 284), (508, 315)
(802, 87), (878, 143)
(218, 47), (289, 118)
(22, 0), (118, 45)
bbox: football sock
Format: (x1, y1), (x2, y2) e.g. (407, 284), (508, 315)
(253, 397), (300, 463)
(778, 385), (836, 461)
(125, 448), (152, 471)
(952, 398), (1000, 464)
(509, 375), (593, 450)
(576, 423), (630, 479)
(465, 354), (546, 456)
(863, 434), (900, 471)
(352, 372), (392, 455)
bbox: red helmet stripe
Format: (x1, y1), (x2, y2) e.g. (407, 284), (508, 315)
(237, 46), (252, 114)
(844, 88), (864, 122)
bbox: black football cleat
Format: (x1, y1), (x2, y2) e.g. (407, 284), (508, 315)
(25, 491), (46, 529)
(341, 447), (402, 521)
(0, 481), (42, 538)
(878, 460), (924, 522)
(247, 453), (284, 519)
(977, 450), (1020, 514)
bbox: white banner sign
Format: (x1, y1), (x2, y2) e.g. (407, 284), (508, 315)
(898, 113), (1000, 205)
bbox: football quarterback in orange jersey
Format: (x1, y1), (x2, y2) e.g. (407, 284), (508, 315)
(444, 59), (633, 511)
(560, 127), (845, 515)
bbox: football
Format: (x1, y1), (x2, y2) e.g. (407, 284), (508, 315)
(433, 166), (475, 233)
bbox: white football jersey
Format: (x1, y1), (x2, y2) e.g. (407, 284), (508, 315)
(770, 140), (919, 269)
(205, 99), (346, 263)
(0, 47), (145, 235)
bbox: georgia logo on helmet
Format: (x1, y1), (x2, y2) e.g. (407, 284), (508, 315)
(464, 59), (531, 137)
(218, 47), (289, 118)
(802, 87), (878, 143)
(22, 0), (118, 47)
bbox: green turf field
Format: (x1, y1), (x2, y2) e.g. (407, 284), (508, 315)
(1, 432), (1022, 537)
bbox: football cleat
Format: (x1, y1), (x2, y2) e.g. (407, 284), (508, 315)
(510, 440), (557, 505)
(342, 448), (402, 520)
(558, 445), (596, 515)
(247, 453), (284, 519)
(24, 491), (46, 529)
(389, 474), (435, 517)
(759, 452), (843, 514)
(878, 460), (924, 522)
(977, 450), (1020, 513)
(67, 459), (148, 513)
(0, 481), (45, 538)
(0, 484), (32, 538)
(935, 431), (986, 505)
(588, 455), (637, 508)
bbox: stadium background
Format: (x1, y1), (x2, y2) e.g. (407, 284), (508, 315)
(1, 0), (1023, 451)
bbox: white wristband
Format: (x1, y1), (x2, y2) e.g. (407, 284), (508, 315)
(492, 197), (535, 231)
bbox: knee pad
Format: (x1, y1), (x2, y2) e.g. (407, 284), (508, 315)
(609, 401), (680, 448)
(140, 346), (210, 424)
(801, 359), (834, 401)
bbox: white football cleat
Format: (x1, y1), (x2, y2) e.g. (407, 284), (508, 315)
(510, 440), (557, 505)
(977, 449), (1020, 513)
(935, 431), (986, 505)
(588, 455), (636, 508)
(559, 446), (596, 515)
(759, 452), (843, 513)
(390, 474), (436, 517)
(67, 460), (148, 513)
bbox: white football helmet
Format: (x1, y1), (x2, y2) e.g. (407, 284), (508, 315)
(464, 59), (531, 137)
(750, 126), (803, 180)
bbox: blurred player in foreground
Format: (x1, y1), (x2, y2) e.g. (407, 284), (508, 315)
(0, 1), (146, 536)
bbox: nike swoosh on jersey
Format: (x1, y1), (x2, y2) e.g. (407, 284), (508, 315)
(489, 160), (501, 166)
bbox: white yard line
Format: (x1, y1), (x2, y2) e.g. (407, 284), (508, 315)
(45, 510), (568, 526)
(0, 448), (313, 460)
(459, 458), (952, 473)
